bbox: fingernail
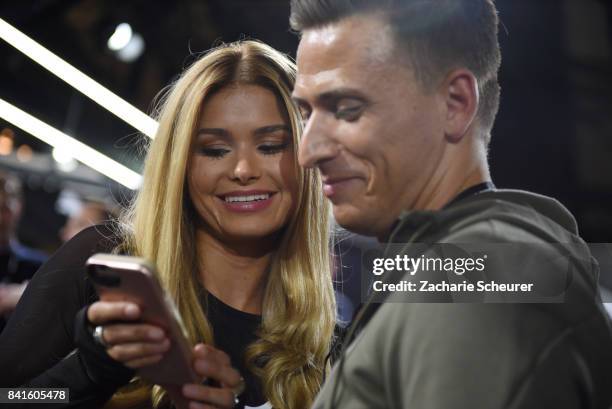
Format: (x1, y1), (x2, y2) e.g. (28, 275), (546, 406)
(182, 384), (197, 396)
(195, 360), (211, 373)
(149, 328), (164, 339)
(125, 304), (139, 317)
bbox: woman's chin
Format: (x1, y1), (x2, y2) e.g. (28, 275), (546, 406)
(220, 225), (285, 244)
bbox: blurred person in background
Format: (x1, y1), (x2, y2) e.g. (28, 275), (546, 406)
(0, 40), (339, 409)
(0, 172), (47, 330)
(60, 200), (115, 243)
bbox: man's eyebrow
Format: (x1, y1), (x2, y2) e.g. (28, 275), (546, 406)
(319, 88), (367, 101)
(253, 124), (291, 136)
(292, 88), (368, 106)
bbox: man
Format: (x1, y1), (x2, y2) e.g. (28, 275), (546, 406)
(0, 172), (46, 330)
(290, 1), (612, 408)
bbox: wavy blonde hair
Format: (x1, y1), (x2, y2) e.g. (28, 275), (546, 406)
(108, 40), (335, 409)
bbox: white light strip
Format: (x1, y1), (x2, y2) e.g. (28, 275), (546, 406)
(0, 98), (142, 190)
(0, 18), (158, 139)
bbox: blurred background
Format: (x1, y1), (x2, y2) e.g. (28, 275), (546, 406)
(0, 0), (611, 317)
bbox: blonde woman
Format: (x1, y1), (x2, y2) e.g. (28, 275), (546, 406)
(0, 40), (337, 409)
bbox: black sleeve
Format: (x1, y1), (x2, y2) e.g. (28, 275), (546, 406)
(0, 225), (133, 408)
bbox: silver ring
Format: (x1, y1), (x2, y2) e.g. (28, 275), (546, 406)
(232, 377), (244, 407)
(92, 325), (108, 348)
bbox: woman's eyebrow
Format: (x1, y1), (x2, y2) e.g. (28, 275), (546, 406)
(196, 128), (230, 138)
(253, 124), (291, 136)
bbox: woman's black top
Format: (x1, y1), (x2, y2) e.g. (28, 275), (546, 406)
(0, 224), (272, 408)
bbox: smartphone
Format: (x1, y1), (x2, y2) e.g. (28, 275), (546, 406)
(85, 253), (200, 386)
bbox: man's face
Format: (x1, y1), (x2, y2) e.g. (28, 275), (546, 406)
(293, 15), (447, 237)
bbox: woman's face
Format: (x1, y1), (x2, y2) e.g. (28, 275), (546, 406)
(187, 84), (299, 242)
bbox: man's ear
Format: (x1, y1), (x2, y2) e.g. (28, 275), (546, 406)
(441, 69), (479, 144)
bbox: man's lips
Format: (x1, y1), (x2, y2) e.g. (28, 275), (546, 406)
(322, 176), (362, 198)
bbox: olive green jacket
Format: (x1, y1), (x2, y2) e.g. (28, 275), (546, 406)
(313, 190), (612, 409)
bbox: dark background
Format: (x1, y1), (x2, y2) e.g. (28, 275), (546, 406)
(0, 0), (611, 252)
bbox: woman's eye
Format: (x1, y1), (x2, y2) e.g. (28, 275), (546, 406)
(198, 147), (230, 158)
(259, 142), (289, 155)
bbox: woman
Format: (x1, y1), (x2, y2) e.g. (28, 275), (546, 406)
(0, 40), (336, 409)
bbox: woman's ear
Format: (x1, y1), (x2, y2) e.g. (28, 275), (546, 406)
(441, 69), (479, 144)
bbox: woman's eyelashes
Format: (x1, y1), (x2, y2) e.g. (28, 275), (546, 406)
(258, 141), (289, 155)
(197, 141), (290, 158)
(199, 146), (230, 158)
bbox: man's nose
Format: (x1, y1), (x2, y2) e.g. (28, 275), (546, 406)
(232, 152), (261, 184)
(298, 112), (339, 168)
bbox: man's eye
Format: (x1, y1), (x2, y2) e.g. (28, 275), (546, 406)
(259, 142), (289, 155)
(298, 106), (311, 120)
(335, 105), (363, 121)
(198, 147), (230, 158)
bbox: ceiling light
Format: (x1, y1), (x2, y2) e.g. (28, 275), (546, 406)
(107, 23), (133, 51)
(0, 18), (157, 138)
(0, 97), (142, 190)
(107, 22), (145, 63)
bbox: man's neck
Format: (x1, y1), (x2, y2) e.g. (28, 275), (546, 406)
(377, 137), (491, 241)
(413, 137), (491, 212)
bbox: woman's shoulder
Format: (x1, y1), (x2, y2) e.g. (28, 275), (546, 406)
(47, 223), (122, 270)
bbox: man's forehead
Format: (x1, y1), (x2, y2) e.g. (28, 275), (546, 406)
(294, 15), (394, 96)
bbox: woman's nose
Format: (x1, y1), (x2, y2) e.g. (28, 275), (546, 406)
(231, 153), (261, 184)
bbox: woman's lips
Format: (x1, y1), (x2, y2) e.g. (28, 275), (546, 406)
(219, 192), (276, 213)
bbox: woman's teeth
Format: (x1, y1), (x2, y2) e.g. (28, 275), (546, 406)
(224, 194), (270, 203)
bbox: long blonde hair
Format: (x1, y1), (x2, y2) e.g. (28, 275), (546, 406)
(111, 40), (335, 409)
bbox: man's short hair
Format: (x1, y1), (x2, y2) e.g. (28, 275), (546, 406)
(290, 0), (502, 139)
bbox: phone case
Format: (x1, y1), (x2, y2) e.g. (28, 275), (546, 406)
(86, 253), (200, 387)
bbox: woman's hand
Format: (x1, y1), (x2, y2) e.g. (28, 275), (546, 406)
(182, 343), (244, 409)
(87, 301), (171, 369)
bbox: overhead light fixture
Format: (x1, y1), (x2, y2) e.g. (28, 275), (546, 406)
(107, 22), (145, 63)
(0, 18), (157, 138)
(107, 23), (133, 51)
(0, 97), (142, 190)
(52, 146), (78, 172)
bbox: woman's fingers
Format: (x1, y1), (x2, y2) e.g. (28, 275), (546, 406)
(124, 354), (164, 369)
(102, 323), (166, 345)
(192, 344), (242, 387)
(107, 339), (171, 364)
(193, 359), (241, 388)
(182, 384), (235, 409)
(85, 301), (171, 370)
(87, 301), (140, 325)
(188, 402), (218, 409)
(182, 344), (243, 408)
